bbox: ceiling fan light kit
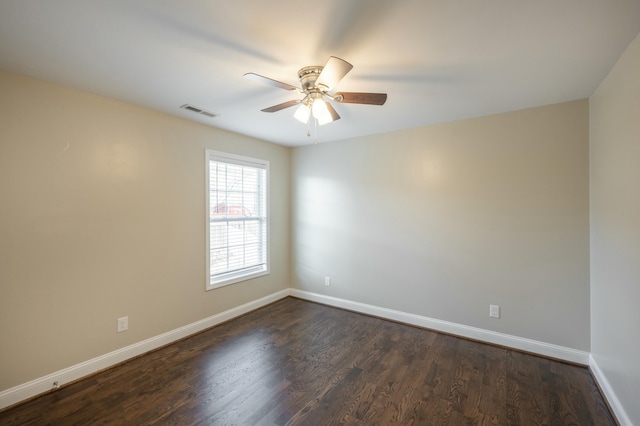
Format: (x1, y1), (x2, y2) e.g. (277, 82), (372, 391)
(244, 56), (387, 139)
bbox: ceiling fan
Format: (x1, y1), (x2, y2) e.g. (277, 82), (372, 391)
(244, 56), (387, 126)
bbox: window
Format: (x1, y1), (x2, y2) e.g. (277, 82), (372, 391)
(205, 150), (269, 290)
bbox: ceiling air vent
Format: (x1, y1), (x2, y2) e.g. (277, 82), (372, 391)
(180, 104), (218, 118)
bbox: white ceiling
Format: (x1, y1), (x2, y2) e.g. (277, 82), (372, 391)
(1, 1), (639, 147)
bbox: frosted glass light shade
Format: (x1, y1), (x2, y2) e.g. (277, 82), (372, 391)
(294, 103), (311, 123)
(316, 105), (333, 125)
(312, 98), (331, 125)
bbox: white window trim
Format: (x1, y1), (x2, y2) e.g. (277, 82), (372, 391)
(205, 150), (270, 291)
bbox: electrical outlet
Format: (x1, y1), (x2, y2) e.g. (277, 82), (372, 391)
(324, 276), (331, 287)
(117, 316), (128, 332)
(490, 305), (500, 319)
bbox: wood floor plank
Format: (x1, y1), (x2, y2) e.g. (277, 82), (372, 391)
(0, 297), (617, 425)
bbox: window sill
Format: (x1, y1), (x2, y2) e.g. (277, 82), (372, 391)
(206, 269), (269, 291)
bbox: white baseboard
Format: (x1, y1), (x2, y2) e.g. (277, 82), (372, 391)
(0, 289), (291, 411)
(290, 289), (590, 365)
(589, 354), (631, 426)
(0, 288), (596, 411)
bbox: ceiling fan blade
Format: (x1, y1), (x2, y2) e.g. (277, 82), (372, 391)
(316, 57), (353, 90)
(261, 99), (301, 113)
(244, 73), (298, 91)
(325, 102), (341, 122)
(334, 92), (387, 105)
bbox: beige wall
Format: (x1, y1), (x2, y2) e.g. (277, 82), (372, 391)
(292, 100), (590, 350)
(0, 69), (290, 391)
(590, 33), (640, 426)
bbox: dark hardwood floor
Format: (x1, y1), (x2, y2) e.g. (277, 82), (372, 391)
(0, 297), (615, 425)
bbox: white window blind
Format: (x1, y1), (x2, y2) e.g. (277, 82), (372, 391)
(206, 150), (269, 290)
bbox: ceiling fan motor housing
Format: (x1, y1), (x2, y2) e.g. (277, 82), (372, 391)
(298, 66), (325, 92)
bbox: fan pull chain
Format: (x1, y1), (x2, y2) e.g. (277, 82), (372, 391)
(314, 117), (318, 144)
(304, 117), (319, 144)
